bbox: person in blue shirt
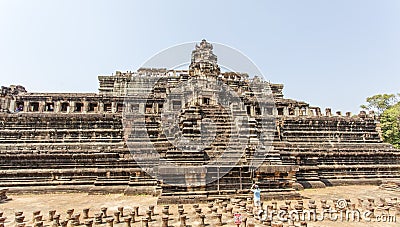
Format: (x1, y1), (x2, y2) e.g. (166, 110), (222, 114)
(251, 183), (261, 208)
(15, 105), (23, 113)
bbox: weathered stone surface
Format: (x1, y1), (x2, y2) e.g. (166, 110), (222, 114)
(0, 39), (398, 201)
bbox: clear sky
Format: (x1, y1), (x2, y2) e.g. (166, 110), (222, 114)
(0, 0), (399, 113)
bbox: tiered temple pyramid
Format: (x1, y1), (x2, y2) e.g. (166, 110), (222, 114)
(0, 40), (399, 202)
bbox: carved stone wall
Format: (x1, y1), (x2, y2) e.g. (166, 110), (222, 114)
(0, 40), (398, 198)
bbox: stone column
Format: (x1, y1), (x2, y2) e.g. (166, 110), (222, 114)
(54, 101), (61, 113)
(84, 220), (93, 227)
(111, 102), (116, 113)
(178, 208), (184, 217)
(34, 221), (43, 227)
(128, 211), (135, 223)
(118, 207), (124, 217)
(101, 207), (108, 218)
(82, 209), (89, 219)
(39, 101), (45, 112)
(99, 102), (104, 113)
(226, 207), (233, 215)
(9, 99), (16, 112)
(272, 201), (278, 210)
(162, 205), (169, 215)
(207, 203), (213, 214)
(145, 210), (152, 221)
(15, 215), (25, 224)
(148, 205), (154, 216)
(272, 108), (278, 116)
(71, 213), (80, 226)
(283, 107), (289, 116)
(34, 215), (43, 223)
(242, 217), (247, 227)
(315, 107), (321, 116)
(123, 217), (131, 227)
(83, 101), (89, 113)
(325, 108), (332, 117)
(53, 214), (61, 226)
(65, 209), (74, 220)
(198, 214), (205, 227)
(179, 215), (186, 227)
(133, 207), (139, 217)
(141, 217), (149, 227)
(69, 101), (75, 113)
(60, 220), (69, 227)
(23, 101), (29, 112)
(139, 103), (145, 114)
(48, 210), (56, 221)
(105, 218), (114, 227)
(113, 211), (120, 223)
(32, 211), (41, 222)
(195, 208), (202, 216)
(305, 107), (311, 116)
(211, 207), (218, 214)
(294, 107), (300, 116)
(222, 202), (228, 213)
(215, 213), (222, 226)
(94, 213), (102, 225)
(285, 200), (292, 209)
(161, 216), (168, 227)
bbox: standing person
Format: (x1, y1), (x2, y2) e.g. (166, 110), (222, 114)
(251, 183), (261, 209)
(15, 105), (23, 113)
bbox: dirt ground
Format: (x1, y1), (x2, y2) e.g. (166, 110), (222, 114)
(0, 185), (399, 227)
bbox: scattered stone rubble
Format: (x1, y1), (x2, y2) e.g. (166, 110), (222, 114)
(0, 195), (399, 227)
(0, 188), (9, 202)
(380, 181), (400, 192)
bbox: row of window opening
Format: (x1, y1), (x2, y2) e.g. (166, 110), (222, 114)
(15, 102), (124, 113)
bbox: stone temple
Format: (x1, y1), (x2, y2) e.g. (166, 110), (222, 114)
(0, 40), (399, 203)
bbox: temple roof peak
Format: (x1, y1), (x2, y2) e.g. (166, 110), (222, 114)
(191, 39), (217, 66)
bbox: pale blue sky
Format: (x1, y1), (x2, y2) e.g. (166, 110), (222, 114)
(0, 0), (399, 113)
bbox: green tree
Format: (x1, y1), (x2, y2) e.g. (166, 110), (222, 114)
(361, 93), (400, 148)
(360, 94), (399, 115)
(380, 103), (400, 149)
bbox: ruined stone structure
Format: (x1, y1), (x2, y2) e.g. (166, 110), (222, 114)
(0, 40), (399, 201)
(1, 195), (399, 226)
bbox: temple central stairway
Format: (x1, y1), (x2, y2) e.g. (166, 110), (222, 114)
(125, 102), (299, 203)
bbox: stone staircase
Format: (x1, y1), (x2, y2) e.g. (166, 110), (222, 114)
(154, 104), (299, 202)
(0, 113), (157, 194)
(275, 116), (400, 188)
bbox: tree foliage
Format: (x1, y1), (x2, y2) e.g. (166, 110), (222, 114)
(361, 93), (400, 148)
(380, 102), (400, 149)
(360, 93), (399, 115)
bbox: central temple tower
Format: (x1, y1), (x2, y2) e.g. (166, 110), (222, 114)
(189, 39), (220, 77)
(121, 40), (299, 202)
